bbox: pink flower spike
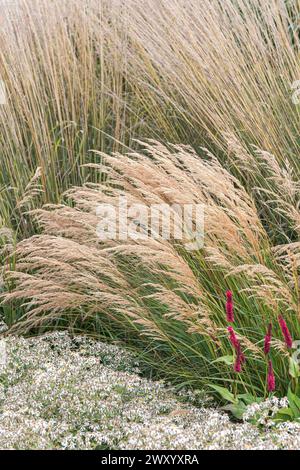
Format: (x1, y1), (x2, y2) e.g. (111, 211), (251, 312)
(240, 351), (246, 364)
(228, 326), (239, 350)
(278, 315), (293, 349)
(226, 290), (234, 323)
(267, 360), (275, 392)
(234, 343), (243, 373)
(264, 323), (272, 355)
(226, 290), (232, 301)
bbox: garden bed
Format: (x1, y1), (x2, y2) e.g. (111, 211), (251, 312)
(0, 325), (299, 450)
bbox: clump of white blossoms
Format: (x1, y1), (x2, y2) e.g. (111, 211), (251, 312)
(243, 397), (289, 428)
(0, 321), (8, 334)
(1, 323), (300, 449)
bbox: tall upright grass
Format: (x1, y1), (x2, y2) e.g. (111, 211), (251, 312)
(0, 0), (144, 235)
(0, 0), (299, 236)
(125, 0), (300, 161)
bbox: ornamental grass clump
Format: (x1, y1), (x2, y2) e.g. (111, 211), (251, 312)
(2, 140), (300, 407)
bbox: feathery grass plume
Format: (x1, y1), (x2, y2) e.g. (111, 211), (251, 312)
(15, 168), (43, 212)
(2, 140), (296, 394)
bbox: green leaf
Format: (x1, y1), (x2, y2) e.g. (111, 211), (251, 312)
(207, 384), (238, 404)
(222, 402), (246, 420)
(212, 355), (234, 365)
(274, 407), (293, 422)
(237, 393), (262, 405)
(287, 388), (300, 418)
(288, 388), (300, 408)
(289, 357), (300, 379)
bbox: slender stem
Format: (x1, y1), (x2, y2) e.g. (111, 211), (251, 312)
(264, 359), (268, 399)
(233, 375), (237, 399)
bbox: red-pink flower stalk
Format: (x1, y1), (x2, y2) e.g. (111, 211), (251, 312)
(240, 350), (246, 365)
(228, 326), (239, 350)
(267, 360), (275, 392)
(264, 323), (272, 355)
(226, 290), (234, 322)
(278, 315), (293, 349)
(234, 343), (243, 373)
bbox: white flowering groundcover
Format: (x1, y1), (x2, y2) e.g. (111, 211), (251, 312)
(0, 321), (300, 450)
